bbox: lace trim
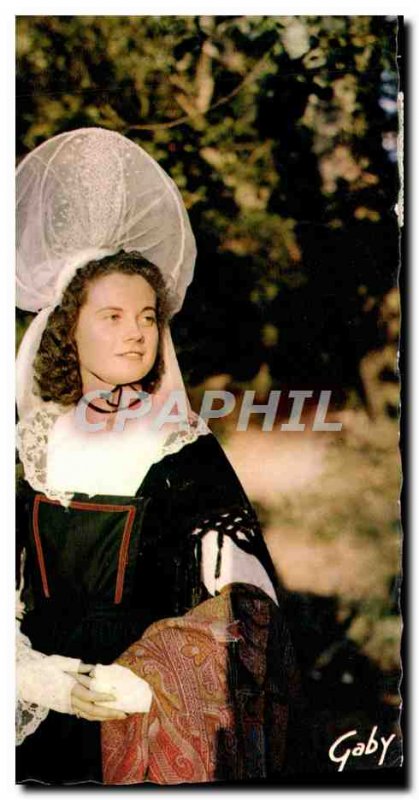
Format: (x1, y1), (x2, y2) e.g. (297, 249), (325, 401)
(161, 411), (210, 459)
(17, 406), (209, 506)
(16, 405), (74, 508)
(15, 549), (50, 745)
(16, 699), (49, 747)
(16, 550), (80, 743)
(16, 623), (49, 745)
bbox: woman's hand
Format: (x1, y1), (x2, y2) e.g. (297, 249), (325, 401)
(68, 668), (128, 721)
(77, 662), (94, 674)
(90, 664), (153, 713)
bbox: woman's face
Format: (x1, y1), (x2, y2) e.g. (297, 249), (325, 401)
(74, 272), (159, 391)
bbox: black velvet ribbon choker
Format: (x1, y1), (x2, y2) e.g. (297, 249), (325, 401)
(80, 383), (144, 414)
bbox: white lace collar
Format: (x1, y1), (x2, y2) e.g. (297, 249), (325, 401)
(16, 403), (209, 507)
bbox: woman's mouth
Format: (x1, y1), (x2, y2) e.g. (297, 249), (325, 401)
(118, 352), (144, 360)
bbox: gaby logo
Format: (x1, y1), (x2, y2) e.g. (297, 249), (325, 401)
(328, 726), (396, 772)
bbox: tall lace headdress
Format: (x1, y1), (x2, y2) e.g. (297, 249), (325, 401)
(16, 128), (208, 502)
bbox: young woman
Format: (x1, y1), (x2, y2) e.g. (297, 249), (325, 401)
(16, 129), (302, 785)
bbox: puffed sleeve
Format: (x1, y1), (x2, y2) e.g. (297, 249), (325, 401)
(162, 433), (284, 609)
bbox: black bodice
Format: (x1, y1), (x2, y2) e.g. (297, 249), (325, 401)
(17, 433), (281, 665)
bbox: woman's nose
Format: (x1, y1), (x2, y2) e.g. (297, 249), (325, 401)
(123, 319), (145, 341)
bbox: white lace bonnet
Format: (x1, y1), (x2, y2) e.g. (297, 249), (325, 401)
(16, 127), (197, 421)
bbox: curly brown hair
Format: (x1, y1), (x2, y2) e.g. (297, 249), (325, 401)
(33, 251), (173, 406)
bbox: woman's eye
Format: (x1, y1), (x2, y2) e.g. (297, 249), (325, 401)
(107, 314), (120, 321)
(143, 315), (156, 326)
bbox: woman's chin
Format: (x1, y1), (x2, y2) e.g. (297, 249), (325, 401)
(113, 371), (146, 387)
(94, 369), (144, 389)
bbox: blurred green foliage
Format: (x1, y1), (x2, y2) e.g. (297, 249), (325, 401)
(16, 15), (401, 410)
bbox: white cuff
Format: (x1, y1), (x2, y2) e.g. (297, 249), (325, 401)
(16, 659), (77, 715)
(48, 654), (81, 672)
(16, 623), (80, 715)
